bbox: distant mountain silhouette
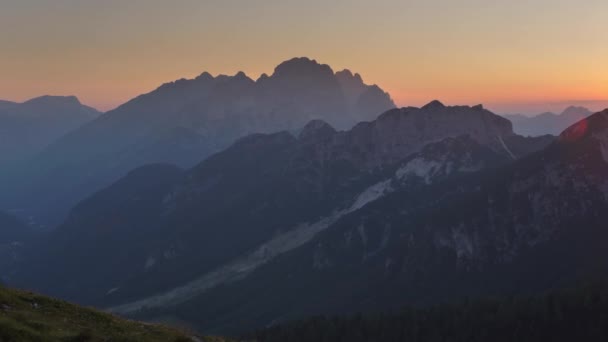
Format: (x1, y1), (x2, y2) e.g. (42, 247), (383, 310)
(0, 57), (395, 227)
(0, 96), (99, 166)
(504, 106), (592, 136)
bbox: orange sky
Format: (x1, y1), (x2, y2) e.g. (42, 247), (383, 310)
(1, 0), (606, 114)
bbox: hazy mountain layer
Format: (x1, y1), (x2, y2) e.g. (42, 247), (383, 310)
(504, 106), (592, 136)
(0, 96), (99, 166)
(0, 58), (394, 227)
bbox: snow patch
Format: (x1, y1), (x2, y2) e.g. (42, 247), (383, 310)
(395, 158), (441, 184)
(144, 257), (156, 270)
(108, 142), (496, 314)
(350, 180), (393, 211)
(498, 135), (516, 160)
(458, 161), (483, 173)
(106, 287), (119, 295)
(435, 225), (475, 260)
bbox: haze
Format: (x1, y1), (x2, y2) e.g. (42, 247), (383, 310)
(1, 0), (607, 114)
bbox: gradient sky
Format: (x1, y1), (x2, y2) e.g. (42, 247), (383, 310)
(1, 0), (607, 114)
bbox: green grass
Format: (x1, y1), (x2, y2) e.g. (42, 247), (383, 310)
(0, 286), (228, 342)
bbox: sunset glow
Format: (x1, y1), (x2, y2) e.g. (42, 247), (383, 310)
(1, 0), (607, 114)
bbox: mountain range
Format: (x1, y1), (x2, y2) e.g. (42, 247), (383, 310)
(159, 109), (608, 333)
(8, 101), (555, 334)
(1, 57), (607, 337)
(504, 106), (592, 136)
(0, 58), (394, 228)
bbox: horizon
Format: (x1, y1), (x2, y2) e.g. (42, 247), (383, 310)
(1, 1), (606, 115)
(2, 59), (607, 116)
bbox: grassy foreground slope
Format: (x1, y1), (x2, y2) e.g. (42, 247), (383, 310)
(0, 286), (227, 342)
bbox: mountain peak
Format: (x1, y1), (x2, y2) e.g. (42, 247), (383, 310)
(0, 99), (16, 106)
(298, 119), (337, 141)
(335, 69), (364, 83)
(272, 57), (334, 78)
(335, 69), (353, 77)
(24, 95), (81, 107)
(559, 109), (608, 143)
(257, 73), (270, 82)
(227, 71), (254, 85)
(561, 106), (591, 118)
(234, 71), (248, 79)
(0, 100), (18, 111)
(422, 100), (446, 110)
(195, 72), (214, 81)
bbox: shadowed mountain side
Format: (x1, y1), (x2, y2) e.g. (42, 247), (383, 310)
(9, 103), (553, 321)
(149, 110), (608, 333)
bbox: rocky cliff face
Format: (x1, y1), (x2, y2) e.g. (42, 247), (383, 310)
(329, 101), (515, 169)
